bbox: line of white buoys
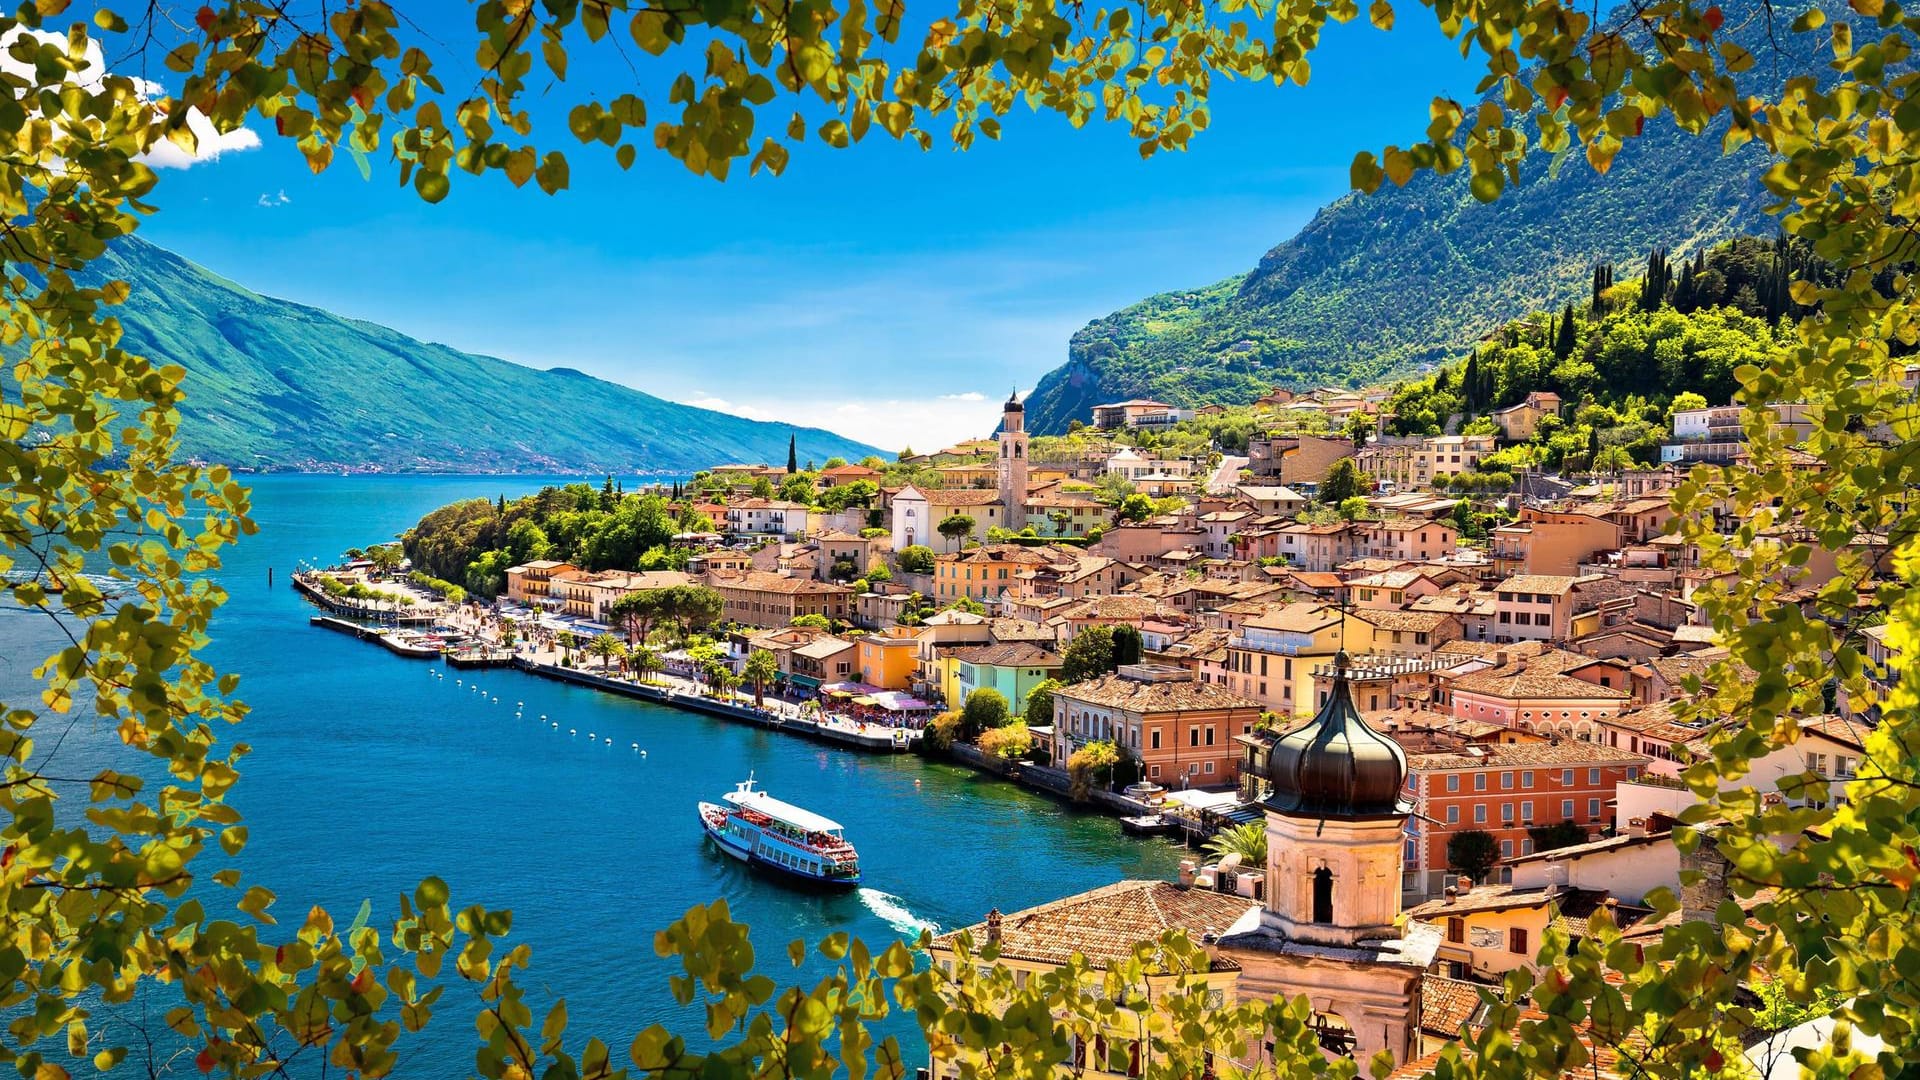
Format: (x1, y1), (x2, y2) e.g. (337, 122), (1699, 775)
(631, 743), (639, 750)
(569, 728), (576, 735)
(604, 738), (612, 745)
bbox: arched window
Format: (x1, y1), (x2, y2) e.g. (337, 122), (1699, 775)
(1311, 867), (1334, 924)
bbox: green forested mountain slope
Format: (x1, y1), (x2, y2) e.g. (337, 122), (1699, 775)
(1020, 9), (1799, 438)
(74, 237), (881, 472)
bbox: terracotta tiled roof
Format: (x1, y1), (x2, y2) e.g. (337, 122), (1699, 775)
(947, 643), (1063, 669)
(793, 636), (857, 660)
(707, 571), (853, 596)
(1241, 601), (1339, 634)
(1496, 574), (1582, 594)
(1406, 741), (1649, 770)
(1356, 609), (1458, 633)
(931, 881), (1258, 970)
(1420, 975), (1492, 1037)
(1449, 668), (1630, 701)
(989, 618), (1055, 643)
(1054, 672), (1262, 714)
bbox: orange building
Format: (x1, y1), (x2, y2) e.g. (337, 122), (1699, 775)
(1050, 664), (1264, 786)
(855, 629), (922, 690)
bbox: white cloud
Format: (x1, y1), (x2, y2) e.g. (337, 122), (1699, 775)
(256, 189), (291, 208)
(0, 28), (260, 170)
(146, 110), (262, 169)
(678, 392), (1024, 454)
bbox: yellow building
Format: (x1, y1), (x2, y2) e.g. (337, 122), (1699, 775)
(1221, 603), (1378, 714)
(929, 881), (1254, 1080)
(855, 629), (922, 690)
(1405, 883), (1643, 982)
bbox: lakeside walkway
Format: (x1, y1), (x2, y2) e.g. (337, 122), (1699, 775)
(299, 590), (1190, 825)
(436, 605), (917, 753)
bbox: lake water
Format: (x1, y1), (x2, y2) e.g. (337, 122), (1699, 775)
(0, 475), (1183, 1075)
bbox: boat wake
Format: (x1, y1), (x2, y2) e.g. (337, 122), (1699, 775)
(858, 888), (939, 938)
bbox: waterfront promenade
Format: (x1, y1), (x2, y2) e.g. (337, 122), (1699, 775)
(434, 604), (919, 752)
(297, 591), (1182, 822)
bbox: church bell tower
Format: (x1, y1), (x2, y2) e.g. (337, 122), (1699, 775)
(998, 392), (1028, 531)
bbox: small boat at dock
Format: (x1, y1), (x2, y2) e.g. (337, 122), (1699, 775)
(1120, 814), (1174, 836)
(698, 778), (861, 887)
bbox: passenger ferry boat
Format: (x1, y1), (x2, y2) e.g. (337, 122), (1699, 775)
(698, 778), (861, 887)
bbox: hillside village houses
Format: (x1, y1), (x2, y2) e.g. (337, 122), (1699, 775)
(490, 382), (1876, 1059)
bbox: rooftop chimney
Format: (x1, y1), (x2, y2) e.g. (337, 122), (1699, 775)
(1178, 860), (1197, 889)
(1443, 886), (1457, 905)
(1457, 874), (1474, 893)
(985, 908), (1003, 946)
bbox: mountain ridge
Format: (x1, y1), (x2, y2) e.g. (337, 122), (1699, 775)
(73, 235), (883, 472)
(1018, 3), (1804, 436)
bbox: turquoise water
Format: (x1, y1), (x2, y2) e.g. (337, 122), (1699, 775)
(0, 475), (1182, 1075)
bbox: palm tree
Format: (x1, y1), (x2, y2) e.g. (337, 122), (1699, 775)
(586, 632), (622, 672)
(630, 645), (660, 684)
(1204, 822), (1268, 866)
(743, 649), (779, 709)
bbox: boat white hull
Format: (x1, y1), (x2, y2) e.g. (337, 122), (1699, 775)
(696, 800), (860, 888)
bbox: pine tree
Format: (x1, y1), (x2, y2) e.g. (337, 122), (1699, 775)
(1553, 302), (1577, 359)
(787, 435), (798, 474)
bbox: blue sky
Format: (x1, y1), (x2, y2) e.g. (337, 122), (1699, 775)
(136, 10), (1485, 451)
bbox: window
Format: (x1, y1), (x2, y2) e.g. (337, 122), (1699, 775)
(1447, 775), (1460, 792)
(1500, 772), (1514, 790)
(1312, 868), (1334, 923)
(1474, 805), (1487, 824)
(1446, 806), (1460, 824)
(1204, 761), (1214, 774)
(1474, 773), (1488, 792)
(1521, 800), (1533, 821)
(1150, 730), (1161, 750)
(1190, 729), (1200, 747)
(1509, 928), (1529, 954)
(1447, 918), (1465, 943)
(1588, 768), (1601, 785)
(1562, 799), (1575, 818)
(1807, 752), (1829, 774)
(1562, 769), (1575, 786)
(1501, 803), (1514, 823)
(1588, 798), (1601, 818)
(1500, 840), (1513, 858)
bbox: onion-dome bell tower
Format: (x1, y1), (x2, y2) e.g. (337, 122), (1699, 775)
(1259, 650), (1412, 946)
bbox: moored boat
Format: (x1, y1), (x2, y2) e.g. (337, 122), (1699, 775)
(697, 777), (861, 887)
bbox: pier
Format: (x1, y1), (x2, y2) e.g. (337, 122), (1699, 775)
(309, 615), (441, 658)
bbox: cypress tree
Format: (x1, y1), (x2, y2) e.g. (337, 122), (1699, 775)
(787, 434), (798, 474)
(1553, 302), (1577, 359)
(1463, 350), (1481, 413)
(1586, 426), (1601, 465)
(496, 494), (505, 514)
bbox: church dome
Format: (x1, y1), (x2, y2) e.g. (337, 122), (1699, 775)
(1263, 652), (1411, 818)
(1004, 392), (1024, 412)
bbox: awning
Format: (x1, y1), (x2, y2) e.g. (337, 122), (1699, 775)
(852, 696), (879, 707)
(869, 692), (931, 711)
(788, 674), (821, 689)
